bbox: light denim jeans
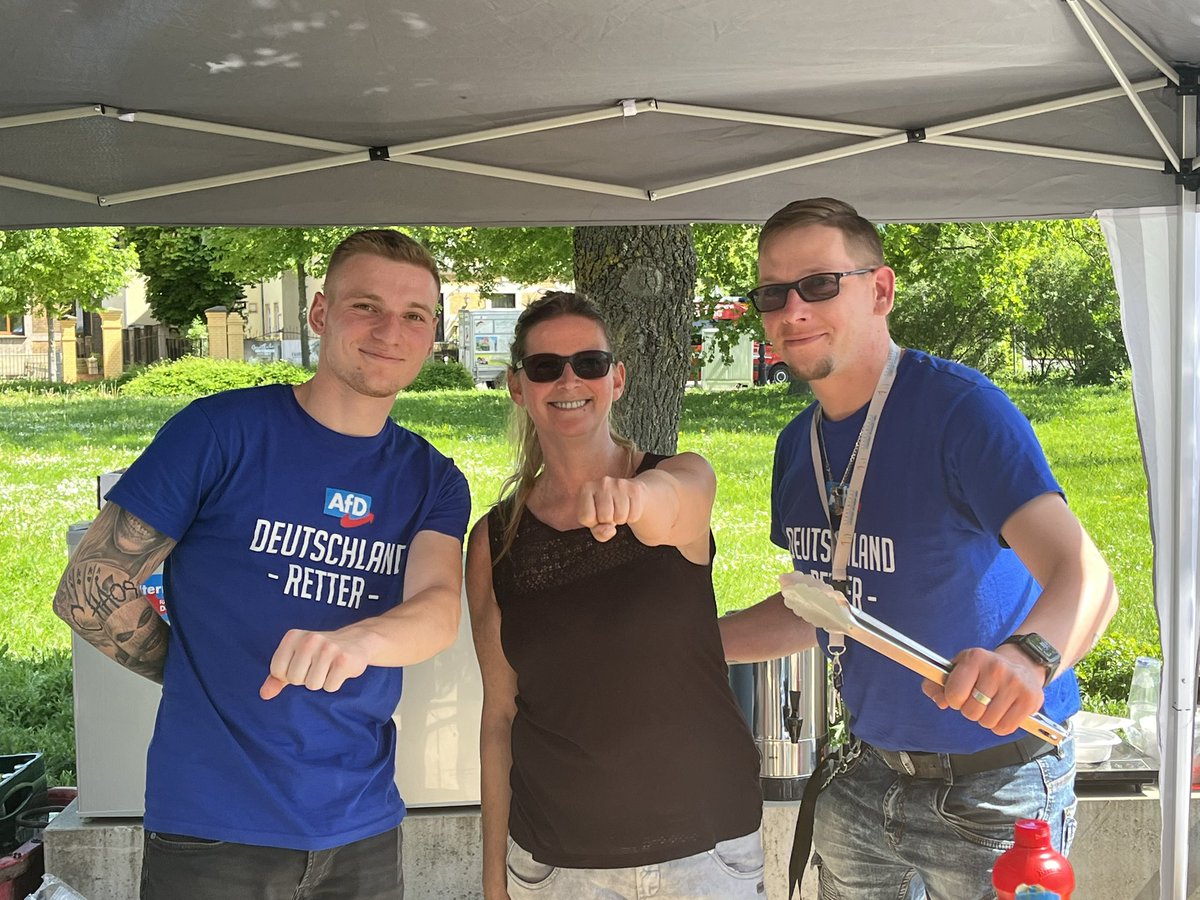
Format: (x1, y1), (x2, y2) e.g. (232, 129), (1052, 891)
(505, 828), (766, 899)
(813, 732), (1077, 900)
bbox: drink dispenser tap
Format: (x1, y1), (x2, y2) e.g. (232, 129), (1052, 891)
(785, 690), (804, 743)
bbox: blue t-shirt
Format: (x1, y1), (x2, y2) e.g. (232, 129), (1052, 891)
(770, 350), (1080, 754)
(106, 384), (471, 850)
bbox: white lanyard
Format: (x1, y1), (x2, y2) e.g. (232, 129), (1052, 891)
(808, 342), (902, 651)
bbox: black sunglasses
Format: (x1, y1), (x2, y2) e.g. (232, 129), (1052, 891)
(515, 350), (615, 383)
(747, 267), (878, 313)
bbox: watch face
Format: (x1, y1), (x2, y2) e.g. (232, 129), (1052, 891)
(1024, 633), (1060, 664)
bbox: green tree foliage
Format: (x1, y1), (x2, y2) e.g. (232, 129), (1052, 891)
(692, 223), (764, 363)
(0, 228), (136, 319)
(693, 223), (759, 304)
(1014, 219), (1127, 385)
(204, 227), (351, 368)
(413, 227), (573, 287)
(124, 227), (245, 329)
(0, 228), (137, 379)
(882, 222), (1024, 374)
(411, 223), (758, 309)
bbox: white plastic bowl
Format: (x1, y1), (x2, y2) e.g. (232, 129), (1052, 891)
(1076, 726), (1122, 764)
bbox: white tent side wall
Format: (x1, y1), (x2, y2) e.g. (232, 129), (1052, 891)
(1099, 192), (1200, 898)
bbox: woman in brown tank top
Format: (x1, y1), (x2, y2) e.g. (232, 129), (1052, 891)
(465, 292), (764, 900)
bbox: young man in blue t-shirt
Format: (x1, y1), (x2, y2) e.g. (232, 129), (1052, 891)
(54, 230), (471, 900)
(720, 198), (1118, 899)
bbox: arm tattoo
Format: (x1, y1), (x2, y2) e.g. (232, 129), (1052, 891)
(53, 504), (176, 683)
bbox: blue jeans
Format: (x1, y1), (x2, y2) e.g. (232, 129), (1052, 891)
(506, 829), (766, 899)
(813, 732), (1077, 900)
(140, 825), (403, 900)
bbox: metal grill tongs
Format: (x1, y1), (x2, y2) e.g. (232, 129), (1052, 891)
(779, 572), (1066, 747)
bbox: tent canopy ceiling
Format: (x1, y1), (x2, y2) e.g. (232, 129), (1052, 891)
(2, 0), (1197, 227)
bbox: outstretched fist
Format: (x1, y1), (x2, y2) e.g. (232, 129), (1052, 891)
(578, 476), (646, 542)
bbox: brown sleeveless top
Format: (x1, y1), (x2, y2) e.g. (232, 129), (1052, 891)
(487, 453), (762, 868)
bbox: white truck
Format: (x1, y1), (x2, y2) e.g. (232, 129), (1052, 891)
(456, 307), (522, 387)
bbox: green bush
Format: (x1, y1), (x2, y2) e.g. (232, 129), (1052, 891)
(122, 356), (310, 397)
(1075, 632), (1160, 713)
(406, 360), (476, 393)
(0, 645), (76, 786)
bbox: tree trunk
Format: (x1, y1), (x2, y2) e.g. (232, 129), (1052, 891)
(44, 303), (57, 382)
(573, 225), (696, 455)
(297, 261), (311, 369)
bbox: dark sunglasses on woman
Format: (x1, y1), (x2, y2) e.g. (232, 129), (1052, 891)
(514, 350), (615, 383)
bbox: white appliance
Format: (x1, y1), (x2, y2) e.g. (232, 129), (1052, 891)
(69, 473), (483, 818)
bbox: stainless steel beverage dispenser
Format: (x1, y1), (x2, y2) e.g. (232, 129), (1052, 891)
(730, 647), (827, 800)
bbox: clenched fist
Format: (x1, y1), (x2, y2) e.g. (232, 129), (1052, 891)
(578, 476), (646, 542)
(260, 628), (371, 700)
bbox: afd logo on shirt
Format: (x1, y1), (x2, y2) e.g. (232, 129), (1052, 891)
(324, 488), (375, 528)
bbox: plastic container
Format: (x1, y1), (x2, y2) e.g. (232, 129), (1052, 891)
(0, 787), (76, 900)
(1126, 656), (1162, 762)
(993, 819), (1074, 900)
(1075, 726), (1122, 764)
(0, 754), (45, 853)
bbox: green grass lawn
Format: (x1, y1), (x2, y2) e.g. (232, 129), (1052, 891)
(0, 380), (1154, 781)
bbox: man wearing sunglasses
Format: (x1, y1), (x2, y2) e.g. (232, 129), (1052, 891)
(720, 198), (1117, 899)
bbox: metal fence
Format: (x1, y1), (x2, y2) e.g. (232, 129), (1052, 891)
(0, 350), (58, 380)
(123, 324), (202, 367)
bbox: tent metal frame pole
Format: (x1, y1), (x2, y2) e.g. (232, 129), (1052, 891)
(0, 77), (1175, 207)
(96, 107), (364, 153)
(648, 79), (1166, 199)
(0, 106), (102, 131)
(1076, 0), (1181, 84)
(1163, 86), (1198, 900)
(385, 100), (659, 156)
(99, 151), (373, 207)
(656, 79), (1165, 139)
(1065, 0), (1179, 168)
(926, 135), (1162, 170)
(0, 174), (98, 205)
(650, 132), (911, 200)
(652, 101), (893, 137)
(923, 78), (1166, 134)
(386, 153), (650, 201)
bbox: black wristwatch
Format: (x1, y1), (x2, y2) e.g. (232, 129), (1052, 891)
(1001, 633), (1062, 685)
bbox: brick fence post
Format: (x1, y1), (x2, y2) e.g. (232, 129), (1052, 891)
(205, 307), (229, 360)
(59, 316), (78, 383)
(99, 309), (124, 379)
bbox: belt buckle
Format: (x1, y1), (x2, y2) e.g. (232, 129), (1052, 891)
(897, 750), (916, 776)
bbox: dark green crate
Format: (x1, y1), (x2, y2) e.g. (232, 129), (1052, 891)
(0, 754), (46, 852)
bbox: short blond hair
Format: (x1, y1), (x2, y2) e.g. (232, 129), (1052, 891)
(759, 198), (884, 265)
(326, 229), (441, 293)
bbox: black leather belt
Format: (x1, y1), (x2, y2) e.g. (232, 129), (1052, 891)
(867, 732), (1056, 779)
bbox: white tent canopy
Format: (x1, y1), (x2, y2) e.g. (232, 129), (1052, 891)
(0, 0), (1195, 227)
(4, 0), (1199, 896)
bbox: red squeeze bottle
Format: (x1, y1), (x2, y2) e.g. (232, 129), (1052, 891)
(992, 819), (1074, 899)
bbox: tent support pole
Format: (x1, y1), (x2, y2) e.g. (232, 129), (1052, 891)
(1163, 85), (1198, 900)
(1076, 0), (1180, 83)
(1065, 0), (1179, 167)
